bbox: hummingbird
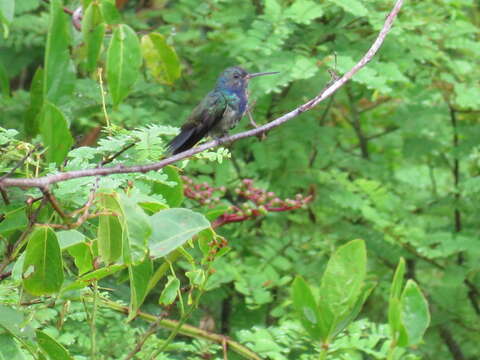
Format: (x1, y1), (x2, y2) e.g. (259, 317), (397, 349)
(166, 66), (278, 155)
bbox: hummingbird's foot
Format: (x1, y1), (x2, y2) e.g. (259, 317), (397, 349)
(246, 108), (267, 141)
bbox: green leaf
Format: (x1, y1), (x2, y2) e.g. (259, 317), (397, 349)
(119, 193), (152, 264)
(141, 33), (181, 85)
(36, 330), (73, 360)
(100, 0), (122, 24)
(0, 334), (24, 360)
(291, 276), (324, 341)
(318, 239), (367, 341)
(24, 67), (44, 137)
(390, 257), (405, 300)
(399, 280), (430, 346)
(151, 166), (184, 207)
(0, 61), (9, 97)
(57, 229), (86, 250)
(328, 0), (368, 16)
(61, 264), (126, 292)
(82, 2), (105, 72)
(22, 226), (64, 296)
(331, 281), (375, 338)
(128, 257), (153, 320)
(107, 24), (142, 106)
(148, 208), (210, 258)
(44, 0), (75, 103)
(0, 205), (27, 235)
(67, 243), (93, 275)
(39, 102), (73, 165)
(285, 0), (324, 25)
(0, 305), (27, 337)
(97, 192), (124, 264)
(159, 275), (180, 305)
(0, 0), (14, 38)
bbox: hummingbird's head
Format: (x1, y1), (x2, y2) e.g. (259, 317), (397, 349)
(216, 67), (279, 92)
(216, 67), (249, 91)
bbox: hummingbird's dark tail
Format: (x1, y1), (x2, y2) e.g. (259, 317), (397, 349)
(166, 125), (207, 155)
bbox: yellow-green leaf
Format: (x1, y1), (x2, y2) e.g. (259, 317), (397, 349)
(141, 33), (181, 85)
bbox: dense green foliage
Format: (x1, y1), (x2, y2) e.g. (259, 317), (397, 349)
(0, 0), (479, 359)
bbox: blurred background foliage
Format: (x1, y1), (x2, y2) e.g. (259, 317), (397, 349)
(0, 0), (479, 359)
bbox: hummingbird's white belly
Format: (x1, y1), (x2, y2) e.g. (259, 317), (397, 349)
(210, 105), (243, 137)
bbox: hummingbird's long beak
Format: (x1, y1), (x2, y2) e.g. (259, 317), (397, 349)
(247, 71), (279, 79)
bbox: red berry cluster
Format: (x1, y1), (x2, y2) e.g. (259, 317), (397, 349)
(182, 177), (313, 228)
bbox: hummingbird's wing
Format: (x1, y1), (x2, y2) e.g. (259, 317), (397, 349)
(167, 91), (227, 155)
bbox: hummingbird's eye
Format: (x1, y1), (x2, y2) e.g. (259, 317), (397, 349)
(233, 73), (240, 79)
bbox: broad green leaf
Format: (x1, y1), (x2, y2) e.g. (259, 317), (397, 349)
(119, 193), (152, 264)
(331, 281), (376, 338)
(97, 192), (124, 264)
(0, 0), (14, 38)
(81, 0), (93, 10)
(390, 257), (405, 299)
(198, 228), (215, 257)
(100, 0), (122, 24)
(151, 166), (184, 207)
(318, 239), (366, 340)
(0, 334), (24, 360)
(159, 275), (180, 305)
(399, 280), (430, 346)
(186, 269), (205, 287)
(67, 243), (93, 275)
(389, 297), (406, 344)
(22, 226), (64, 295)
(57, 229), (86, 250)
(24, 67), (44, 137)
(291, 276), (324, 341)
(39, 102), (73, 165)
(61, 264), (126, 292)
(141, 33), (181, 85)
(0, 205), (27, 235)
(57, 230), (93, 274)
(0, 305), (26, 337)
(107, 24), (142, 106)
(128, 257), (153, 320)
(36, 330), (73, 360)
(148, 208), (210, 258)
(82, 3), (105, 72)
(11, 253), (26, 282)
(44, 0), (75, 103)
(0, 61), (9, 97)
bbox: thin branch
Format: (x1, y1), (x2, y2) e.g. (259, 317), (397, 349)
(0, 188), (9, 205)
(0, 0), (404, 190)
(0, 145), (39, 181)
(40, 187), (69, 220)
(101, 143), (135, 166)
(346, 85), (369, 159)
(123, 314), (167, 360)
(103, 299), (261, 360)
(439, 326), (466, 360)
(0, 197), (48, 279)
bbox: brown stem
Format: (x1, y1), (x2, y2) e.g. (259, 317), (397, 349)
(449, 106), (463, 265)
(439, 326), (466, 360)
(0, 0), (405, 190)
(40, 187), (69, 220)
(346, 86), (369, 159)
